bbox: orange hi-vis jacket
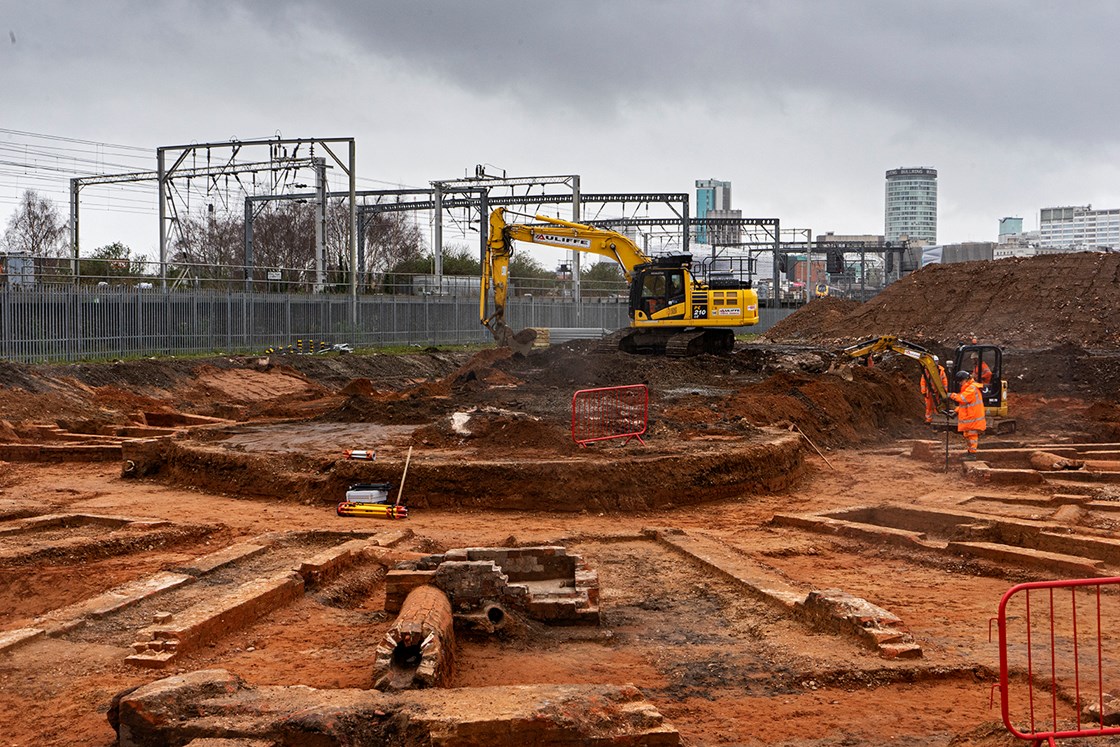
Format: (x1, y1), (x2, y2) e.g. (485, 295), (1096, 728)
(920, 366), (948, 397)
(973, 361), (993, 385)
(950, 379), (987, 433)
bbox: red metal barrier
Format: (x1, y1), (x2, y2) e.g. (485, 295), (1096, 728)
(571, 385), (648, 446)
(995, 577), (1120, 745)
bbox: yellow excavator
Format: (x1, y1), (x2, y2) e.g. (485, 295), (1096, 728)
(481, 207), (760, 356)
(841, 335), (1014, 431)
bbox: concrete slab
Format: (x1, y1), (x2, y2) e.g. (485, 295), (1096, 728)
(367, 528), (411, 547)
(966, 464), (1046, 485)
(1085, 501), (1120, 513)
(0, 443), (123, 462)
(770, 513), (932, 548)
(143, 412), (233, 427)
(1045, 470), (1120, 484)
(963, 493), (1085, 508)
(1037, 531), (1120, 565)
(0, 513), (123, 536)
(0, 513), (167, 535)
(296, 539), (373, 587)
(785, 503), (1120, 575)
(650, 527), (808, 611)
(969, 446), (1082, 465)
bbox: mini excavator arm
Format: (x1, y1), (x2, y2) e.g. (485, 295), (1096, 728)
(842, 335), (951, 409)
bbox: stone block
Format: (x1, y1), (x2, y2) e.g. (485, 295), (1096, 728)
(111, 671), (680, 746)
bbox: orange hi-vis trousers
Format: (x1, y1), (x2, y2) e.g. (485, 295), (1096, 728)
(924, 393), (937, 423)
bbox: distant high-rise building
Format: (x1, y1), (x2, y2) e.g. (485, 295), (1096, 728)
(998, 216), (1023, 240)
(1038, 205), (1120, 251)
(696, 179), (732, 244)
(884, 167), (937, 245)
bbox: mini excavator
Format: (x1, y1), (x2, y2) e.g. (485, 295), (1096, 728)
(841, 335), (1015, 433)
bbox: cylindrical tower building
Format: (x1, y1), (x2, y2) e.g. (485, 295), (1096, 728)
(885, 167), (937, 245)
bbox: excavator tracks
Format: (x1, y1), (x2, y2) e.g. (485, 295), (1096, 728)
(594, 329), (634, 353)
(595, 328), (735, 356)
(666, 329), (735, 357)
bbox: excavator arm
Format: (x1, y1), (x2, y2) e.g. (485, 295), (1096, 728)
(842, 335), (951, 409)
(481, 207), (653, 354)
(480, 208), (517, 349)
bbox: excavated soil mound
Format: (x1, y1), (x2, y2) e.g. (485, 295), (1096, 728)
(410, 408), (579, 452)
(659, 366), (921, 448)
(763, 298), (862, 342)
(0, 352), (471, 425)
(189, 365), (323, 403)
(765, 252), (1120, 348)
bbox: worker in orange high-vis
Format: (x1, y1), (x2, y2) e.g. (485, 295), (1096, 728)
(965, 351), (993, 386)
(920, 361), (949, 425)
(949, 370), (986, 457)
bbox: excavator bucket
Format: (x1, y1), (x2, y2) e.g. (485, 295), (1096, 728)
(488, 318), (537, 357)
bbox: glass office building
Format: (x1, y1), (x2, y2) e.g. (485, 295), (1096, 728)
(885, 167), (937, 244)
(695, 179), (732, 244)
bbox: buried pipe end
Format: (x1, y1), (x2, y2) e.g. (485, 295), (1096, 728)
(484, 603), (507, 628)
(457, 603), (510, 635)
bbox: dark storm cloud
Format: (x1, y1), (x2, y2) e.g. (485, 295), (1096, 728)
(249, 0), (1120, 146)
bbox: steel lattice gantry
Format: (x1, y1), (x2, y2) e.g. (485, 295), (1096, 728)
(242, 184), (692, 302)
(157, 137), (357, 316)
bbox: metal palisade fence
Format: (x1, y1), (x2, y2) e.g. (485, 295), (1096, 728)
(0, 285), (795, 363)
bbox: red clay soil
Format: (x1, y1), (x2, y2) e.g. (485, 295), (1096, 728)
(0, 446), (1085, 747)
(5, 344), (1120, 746)
(765, 251), (1120, 349)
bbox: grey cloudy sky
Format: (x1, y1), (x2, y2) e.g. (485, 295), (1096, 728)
(3, 0), (1120, 255)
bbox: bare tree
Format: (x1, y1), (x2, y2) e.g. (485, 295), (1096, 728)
(323, 197), (352, 288)
(321, 200), (425, 290)
(2, 190), (68, 257)
(171, 210), (243, 280)
(362, 210), (425, 276)
(253, 201), (316, 271)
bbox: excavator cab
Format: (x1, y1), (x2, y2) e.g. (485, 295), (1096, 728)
(631, 263), (689, 321)
(950, 343), (1011, 424)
